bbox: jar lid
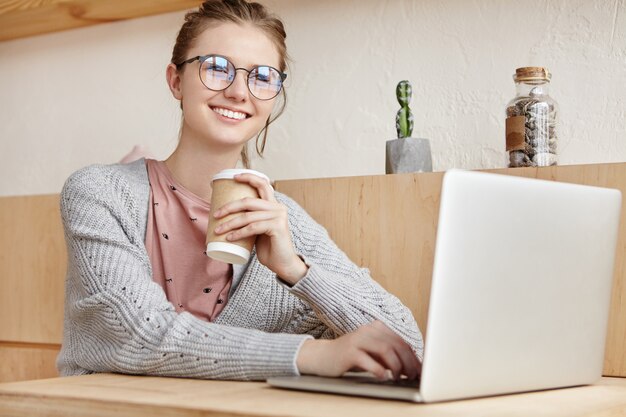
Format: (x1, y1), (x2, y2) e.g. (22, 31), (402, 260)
(513, 67), (551, 82)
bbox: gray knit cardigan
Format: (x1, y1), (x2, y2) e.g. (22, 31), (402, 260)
(56, 159), (424, 380)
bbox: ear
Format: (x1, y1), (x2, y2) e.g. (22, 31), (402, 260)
(166, 63), (183, 100)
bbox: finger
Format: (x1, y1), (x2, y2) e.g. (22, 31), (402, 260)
(214, 197), (276, 219)
(353, 352), (388, 380)
(370, 321), (421, 379)
(394, 344), (420, 380)
(225, 219), (275, 241)
(352, 327), (403, 380)
(366, 342), (404, 381)
(214, 211), (275, 235)
(234, 173), (276, 202)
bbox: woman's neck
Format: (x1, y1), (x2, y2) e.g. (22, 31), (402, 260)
(164, 131), (243, 203)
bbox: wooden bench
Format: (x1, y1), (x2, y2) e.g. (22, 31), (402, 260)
(1, 163), (625, 382)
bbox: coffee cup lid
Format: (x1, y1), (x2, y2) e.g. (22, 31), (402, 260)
(212, 169), (271, 183)
(206, 242), (250, 265)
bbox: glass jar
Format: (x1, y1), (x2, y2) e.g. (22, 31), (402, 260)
(505, 67), (558, 167)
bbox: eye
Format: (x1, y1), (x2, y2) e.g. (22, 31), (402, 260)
(255, 73), (271, 82)
(203, 56), (230, 72)
(256, 74), (270, 83)
(207, 63), (229, 73)
(202, 56), (234, 83)
(253, 67), (279, 85)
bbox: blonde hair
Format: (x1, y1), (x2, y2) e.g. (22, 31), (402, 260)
(171, 0), (289, 168)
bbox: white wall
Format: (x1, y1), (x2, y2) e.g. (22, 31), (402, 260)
(1, 0), (625, 196)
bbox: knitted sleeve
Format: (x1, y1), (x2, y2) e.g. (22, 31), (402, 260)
(275, 192), (424, 360)
(57, 165), (311, 380)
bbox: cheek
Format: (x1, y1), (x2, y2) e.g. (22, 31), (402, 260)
(181, 87), (220, 110)
(179, 70), (219, 102)
(254, 101), (275, 121)
(248, 102), (275, 132)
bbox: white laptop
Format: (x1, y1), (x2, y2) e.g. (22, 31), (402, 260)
(267, 169), (622, 403)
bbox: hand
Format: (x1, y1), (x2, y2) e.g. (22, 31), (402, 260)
(296, 320), (422, 381)
(212, 173), (308, 284)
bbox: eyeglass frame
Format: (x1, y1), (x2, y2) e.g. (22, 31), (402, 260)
(175, 54), (287, 101)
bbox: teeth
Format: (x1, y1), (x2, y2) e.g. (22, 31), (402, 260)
(212, 107), (247, 120)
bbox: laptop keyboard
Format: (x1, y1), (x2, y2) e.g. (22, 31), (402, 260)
(345, 375), (421, 388)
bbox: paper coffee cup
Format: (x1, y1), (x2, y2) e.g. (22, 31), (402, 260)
(205, 169), (271, 264)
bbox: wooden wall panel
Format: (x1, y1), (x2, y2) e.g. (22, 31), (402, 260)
(0, 344), (60, 383)
(0, 0), (202, 41)
(0, 194), (65, 344)
(277, 172), (444, 344)
(275, 163), (626, 377)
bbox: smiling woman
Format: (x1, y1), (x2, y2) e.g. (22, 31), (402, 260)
(167, 18), (287, 173)
(56, 0), (424, 382)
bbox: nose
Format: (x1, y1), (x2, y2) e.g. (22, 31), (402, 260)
(223, 69), (249, 101)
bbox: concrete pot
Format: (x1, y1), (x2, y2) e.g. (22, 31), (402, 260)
(385, 137), (433, 174)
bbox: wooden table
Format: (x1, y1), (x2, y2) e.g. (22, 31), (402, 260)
(0, 373), (625, 417)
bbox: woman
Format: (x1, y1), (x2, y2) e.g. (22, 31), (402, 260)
(57, 0), (423, 381)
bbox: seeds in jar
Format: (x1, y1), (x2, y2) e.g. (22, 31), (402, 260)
(506, 98), (557, 167)
(505, 67), (558, 168)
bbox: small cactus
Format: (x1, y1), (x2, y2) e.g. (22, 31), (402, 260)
(395, 80), (414, 138)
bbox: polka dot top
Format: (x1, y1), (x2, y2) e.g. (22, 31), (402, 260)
(144, 158), (232, 322)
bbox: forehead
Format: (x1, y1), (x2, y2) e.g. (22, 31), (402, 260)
(190, 22), (281, 69)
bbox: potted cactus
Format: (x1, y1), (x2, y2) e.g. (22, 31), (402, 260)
(385, 80), (433, 174)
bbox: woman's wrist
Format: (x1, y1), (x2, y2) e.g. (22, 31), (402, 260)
(278, 254), (309, 286)
(296, 339), (330, 375)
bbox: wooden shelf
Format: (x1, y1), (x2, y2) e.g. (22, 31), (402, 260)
(0, 0), (202, 42)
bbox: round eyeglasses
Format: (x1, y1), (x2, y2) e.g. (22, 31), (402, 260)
(175, 54), (287, 101)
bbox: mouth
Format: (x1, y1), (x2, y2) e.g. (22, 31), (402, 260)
(210, 106), (251, 121)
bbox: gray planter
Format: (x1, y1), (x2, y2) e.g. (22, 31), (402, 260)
(386, 137), (432, 174)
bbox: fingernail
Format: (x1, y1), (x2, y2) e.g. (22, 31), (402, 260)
(213, 210), (221, 218)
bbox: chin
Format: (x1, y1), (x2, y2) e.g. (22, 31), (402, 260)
(208, 133), (254, 148)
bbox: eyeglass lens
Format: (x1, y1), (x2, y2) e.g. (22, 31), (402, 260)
(199, 56), (283, 100)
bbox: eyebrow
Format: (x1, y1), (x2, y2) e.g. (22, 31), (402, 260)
(203, 53), (279, 70)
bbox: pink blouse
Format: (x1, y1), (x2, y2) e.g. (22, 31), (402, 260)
(144, 159), (232, 322)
